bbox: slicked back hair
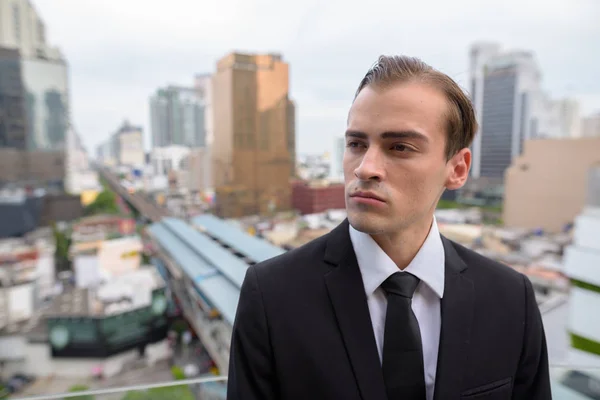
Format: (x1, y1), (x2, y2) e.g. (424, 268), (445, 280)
(354, 55), (478, 160)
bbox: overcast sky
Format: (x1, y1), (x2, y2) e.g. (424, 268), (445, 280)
(33, 0), (600, 156)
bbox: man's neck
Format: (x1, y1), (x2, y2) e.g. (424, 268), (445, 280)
(369, 216), (434, 270)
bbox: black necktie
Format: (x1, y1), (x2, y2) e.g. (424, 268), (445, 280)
(381, 272), (426, 400)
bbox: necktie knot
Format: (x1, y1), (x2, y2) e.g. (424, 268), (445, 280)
(381, 271), (420, 298)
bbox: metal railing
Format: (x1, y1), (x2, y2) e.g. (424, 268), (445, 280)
(11, 375), (227, 400)
(10, 366), (600, 400)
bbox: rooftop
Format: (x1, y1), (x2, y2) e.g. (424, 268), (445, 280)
(45, 267), (165, 318)
(191, 214), (285, 264)
(149, 216), (286, 324)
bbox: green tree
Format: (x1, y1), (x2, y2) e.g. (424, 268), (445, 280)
(171, 366), (186, 380)
(65, 384), (95, 400)
(121, 386), (195, 400)
(52, 222), (72, 273)
(0, 383), (9, 399)
(84, 189), (120, 216)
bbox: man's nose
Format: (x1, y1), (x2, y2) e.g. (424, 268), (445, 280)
(354, 147), (384, 181)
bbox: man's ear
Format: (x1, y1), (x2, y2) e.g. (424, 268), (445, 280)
(445, 148), (471, 190)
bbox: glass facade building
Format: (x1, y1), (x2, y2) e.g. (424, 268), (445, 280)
(21, 58), (69, 151)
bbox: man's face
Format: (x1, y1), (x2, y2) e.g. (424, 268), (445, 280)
(343, 81), (470, 235)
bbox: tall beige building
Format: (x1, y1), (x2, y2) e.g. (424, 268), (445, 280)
(115, 121), (144, 168)
(212, 53), (295, 218)
(503, 137), (600, 232)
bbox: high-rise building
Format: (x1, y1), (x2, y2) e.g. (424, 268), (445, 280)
(534, 96), (582, 139)
(22, 57), (69, 151)
(0, 47), (27, 149)
(287, 99), (296, 178)
(0, 0), (68, 152)
(194, 74), (214, 189)
(149, 85), (206, 148)
(0, 0), (63, 61)
(96, 121), (144, 168)
(114, 121), (144, 168)
(582, 112), (600, 138)
(558, 98), (582, 139)
(0, 0), (69, 189)
(469, 43), (542, 181)
(212, 52), (295, 218)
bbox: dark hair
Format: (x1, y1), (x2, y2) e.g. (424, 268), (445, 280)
(355, 55), (478, 160)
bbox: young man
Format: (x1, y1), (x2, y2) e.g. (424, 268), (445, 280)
(227, 55), (551, 400)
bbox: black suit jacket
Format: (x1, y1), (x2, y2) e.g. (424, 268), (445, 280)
(227, 220), (552, 399)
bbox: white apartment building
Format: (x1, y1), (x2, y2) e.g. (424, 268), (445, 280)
(535, 97), (582, 139)
(582, 112), (600, 138)
(0, 0), (62, 60)
(563, 165), (600, 373)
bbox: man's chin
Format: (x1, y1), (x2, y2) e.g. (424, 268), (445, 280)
(347, 213), (389, 235)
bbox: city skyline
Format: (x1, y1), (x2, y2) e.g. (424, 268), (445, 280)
(32, 0), (600, 156)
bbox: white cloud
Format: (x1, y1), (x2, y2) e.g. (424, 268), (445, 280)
(32, 0), (600, 154)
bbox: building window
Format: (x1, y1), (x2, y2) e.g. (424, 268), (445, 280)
(37, 21), (45, 43)
(13, 4), (21, 43)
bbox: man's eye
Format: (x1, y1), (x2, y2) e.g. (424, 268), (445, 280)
(347, 141), (362, 148)
(393, 144), (409, 152)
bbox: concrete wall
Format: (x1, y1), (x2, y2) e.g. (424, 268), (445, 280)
(503, 137), (600, 232)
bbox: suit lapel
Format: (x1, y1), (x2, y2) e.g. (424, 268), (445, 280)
(323, 220), (387, 400)
(433, 236), (474, 399)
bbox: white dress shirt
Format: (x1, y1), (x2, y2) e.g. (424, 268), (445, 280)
(349, 218), (445, 400)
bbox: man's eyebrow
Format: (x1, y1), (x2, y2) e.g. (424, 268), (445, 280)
(344, 130), (429, 142)
(381, 131), (429, 142)
(344, 130), (368, 139)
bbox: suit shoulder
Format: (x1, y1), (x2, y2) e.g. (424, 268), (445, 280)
(450, 239), (525, 286)
(252, 231), (330, 277)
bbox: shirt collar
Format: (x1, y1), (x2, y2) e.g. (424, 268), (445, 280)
(349, 217), (445, 299)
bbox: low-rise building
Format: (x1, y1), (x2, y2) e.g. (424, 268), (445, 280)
(291, 180), (345, 215)
(0, 229), (56, 378)
(21, 267), (169, 378)
(70, 236), (143, 288)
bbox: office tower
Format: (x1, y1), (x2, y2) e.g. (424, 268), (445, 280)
(149, 85), (206, 148)
(0, 0), (69, 151)
(0, 2), (68, 188)
(0, 47), (27, 149)
(212, 52), (295, 218)
(469, 43), (542, 181)
(22, 57), (69, 150)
